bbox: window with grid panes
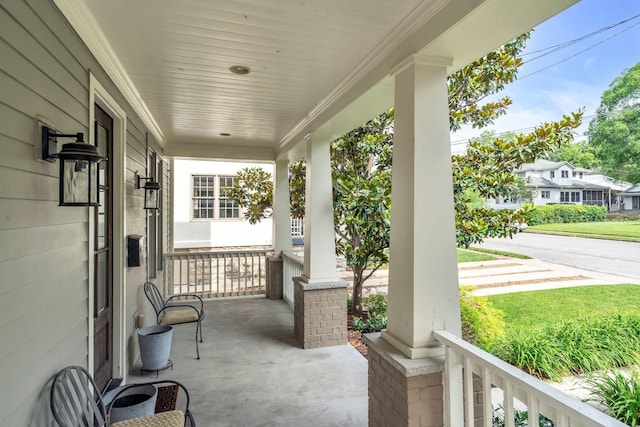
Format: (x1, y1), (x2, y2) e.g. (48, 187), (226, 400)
(192, 175), (240, 220)
(193, 176), (215, 219)
(219, 176), (239, 219)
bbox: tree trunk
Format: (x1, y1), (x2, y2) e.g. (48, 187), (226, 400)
(351, 264), (364, 318)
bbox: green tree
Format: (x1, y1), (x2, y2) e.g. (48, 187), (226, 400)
(229, 34), (582, 316)
(546, 141), (599, 169)
(588, 61), (640, 183)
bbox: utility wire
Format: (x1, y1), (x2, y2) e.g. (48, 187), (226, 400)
(519, 20), (640, 80)
(522, 13), (640, 61)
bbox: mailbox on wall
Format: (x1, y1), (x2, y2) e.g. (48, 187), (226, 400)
(127, 235), (144, 267)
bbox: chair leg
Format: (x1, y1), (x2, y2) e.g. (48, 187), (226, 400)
(195, 323), (200, 360)
(198, 319), (203, 343)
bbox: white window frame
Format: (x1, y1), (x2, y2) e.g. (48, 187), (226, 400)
(191, 174), (241, 221)
(561, 170), (569, 178)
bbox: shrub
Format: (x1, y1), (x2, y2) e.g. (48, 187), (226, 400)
(349, 288), (507, 345)
(587, 369), (640, 426)
(527, 204), (606, 225)
(492, 405), (555, 427)
(493, 314), (640, 381)
(460, 286), (505, 350)
(352, 292), (388, 333)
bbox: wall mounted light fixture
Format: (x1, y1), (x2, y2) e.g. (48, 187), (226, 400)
(135, 172), (161, 210)
(41, 125), (104, 207)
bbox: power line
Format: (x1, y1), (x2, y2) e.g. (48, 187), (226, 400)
(519, 20), (640, 80)
(522, 13), (640, 61)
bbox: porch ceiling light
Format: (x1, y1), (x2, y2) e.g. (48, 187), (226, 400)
(229, 65), (250, 75)
(136, 172), (161, 210)
(41, 125), (104, 207)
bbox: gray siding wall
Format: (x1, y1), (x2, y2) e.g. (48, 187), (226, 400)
(0, 1), (168, 425)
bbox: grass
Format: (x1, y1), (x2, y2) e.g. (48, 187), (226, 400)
(468, 246), (531, 259)
(487, 285), (640, 329)
(528, 220), (640, 242)
(587, 370), (640, 426)
(457, 248), (497, 262)
(485, 285), (640, 381)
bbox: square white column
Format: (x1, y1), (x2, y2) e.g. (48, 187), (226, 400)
(302, 136), (339, 283)
(381, 55), (461, 359)
(272, 159), (293, 255)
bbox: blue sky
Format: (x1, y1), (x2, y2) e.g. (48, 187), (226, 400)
(450, 0), (640, 153)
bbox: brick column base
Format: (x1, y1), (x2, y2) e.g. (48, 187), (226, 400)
(293, 277), (348, 349)
(364, 333), (445, 427)
(266, 256), (283, 300)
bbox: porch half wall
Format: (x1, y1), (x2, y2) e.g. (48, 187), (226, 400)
(0, 1), (169, 425)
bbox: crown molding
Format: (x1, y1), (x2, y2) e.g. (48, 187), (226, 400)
(53, 0), (165, 146)
(277, 0), (449, 151)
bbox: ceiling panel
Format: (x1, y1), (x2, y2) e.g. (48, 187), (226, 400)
(83, 0), (424, 148)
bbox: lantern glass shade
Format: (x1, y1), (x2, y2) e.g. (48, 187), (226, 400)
(143, 181), (160, 210)
(58, 142), (103, 207)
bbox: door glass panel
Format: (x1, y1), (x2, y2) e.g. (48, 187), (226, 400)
(95, 251), (108, 315)
(98, 191), (106, 248)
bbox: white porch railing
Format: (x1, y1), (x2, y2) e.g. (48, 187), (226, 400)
(164, 249), (273, 298)
(434, 330), (625, 427)
(282, 250), (304, 308)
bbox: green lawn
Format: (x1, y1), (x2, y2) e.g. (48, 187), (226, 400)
(487, 284), (640, 330)
(528, 221), (640, 242)
(486, 285), (640, 381)
(457, 248), (496, 263)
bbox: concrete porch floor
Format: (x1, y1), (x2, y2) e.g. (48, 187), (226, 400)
(127, 296), (368, 427)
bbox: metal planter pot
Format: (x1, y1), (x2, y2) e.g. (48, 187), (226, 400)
(108, 384), (158, 423)
(138, 325), (173, 370)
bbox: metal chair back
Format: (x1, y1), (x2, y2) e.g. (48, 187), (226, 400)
(50, 365), (108, 427)
(144, 281), (166, 316)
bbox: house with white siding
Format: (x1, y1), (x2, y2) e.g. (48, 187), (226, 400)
(173, 160), (274, 249)
(1, 1), (622, 426)
(488, 159), (627, 211)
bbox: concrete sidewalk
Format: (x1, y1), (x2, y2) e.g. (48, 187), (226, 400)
(459, 258), (640, 296)
(344, 257), (640, 296)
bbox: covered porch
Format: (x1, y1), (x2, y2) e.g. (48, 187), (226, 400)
(0, 0), (625, 425)
(127, 297), (369, 426)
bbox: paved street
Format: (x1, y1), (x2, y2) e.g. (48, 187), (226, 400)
(477, 232), (640, 280)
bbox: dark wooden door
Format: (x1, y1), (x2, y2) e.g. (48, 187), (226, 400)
(93, 105), (113, 391)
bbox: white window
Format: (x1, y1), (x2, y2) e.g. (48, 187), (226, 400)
(550, 171), (555, 179)
(192, 175), (240, 220)
(541, 190), (550, 199)
(561, 170), (569, 178)
(560, 191), (570, 202)
(571, 192), (580, 202)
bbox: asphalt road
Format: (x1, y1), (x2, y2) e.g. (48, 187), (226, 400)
(477, 232), (640, 280)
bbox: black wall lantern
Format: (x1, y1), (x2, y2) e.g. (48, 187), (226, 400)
(136, 172), (161, 210)
(42, 125), (104, 207)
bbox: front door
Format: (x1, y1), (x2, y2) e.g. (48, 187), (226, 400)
(93, 105), (114, 391)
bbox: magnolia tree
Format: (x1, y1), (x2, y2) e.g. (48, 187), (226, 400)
(588, 61), (640, 183)
(229, 33), (582, 317)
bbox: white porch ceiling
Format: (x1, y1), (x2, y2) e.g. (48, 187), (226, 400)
(58, 0), (578, 161)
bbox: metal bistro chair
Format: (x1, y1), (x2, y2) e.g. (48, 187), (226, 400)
(144, 281), (204, 359)
(50, 365), (195, 427)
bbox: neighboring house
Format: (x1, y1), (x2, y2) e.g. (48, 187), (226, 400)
(618, 184), (640, 210)
(173, 160), (273, 249)
(487, 159), (629, 210)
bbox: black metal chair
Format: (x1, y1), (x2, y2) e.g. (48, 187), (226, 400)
(50, 365), (195, 426)
(144, 281), (204, 359)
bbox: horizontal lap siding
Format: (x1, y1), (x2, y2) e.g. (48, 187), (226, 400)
(0, 0), (164, 425)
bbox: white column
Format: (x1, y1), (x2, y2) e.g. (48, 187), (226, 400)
(272, 159), (293, 255)
(302, 135), (338, 283)
(380, 54), (461, 359)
